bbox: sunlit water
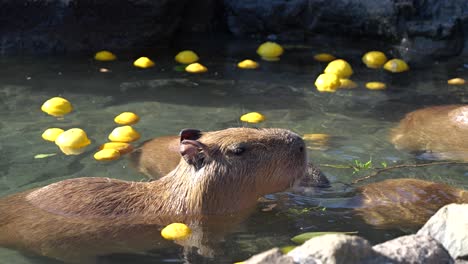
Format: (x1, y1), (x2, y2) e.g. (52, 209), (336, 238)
(1, 38), (468, 263)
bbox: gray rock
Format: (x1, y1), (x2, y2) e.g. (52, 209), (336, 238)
(372, 234), (454, 264)
(418, 203), (468, 261)
(287, 234), (374, 264)
(244, 248), (296, 264)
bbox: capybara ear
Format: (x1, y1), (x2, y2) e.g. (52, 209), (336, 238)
(179, 129), (202, 142)
(179, 139), (207, 170)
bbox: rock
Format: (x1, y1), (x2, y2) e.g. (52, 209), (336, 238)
(287, 234), (375, 264)
(0, 0), (187, 54)
(244, 248), (295, 264)
(372, 234), (454, 264)
(418, 203), (468, 261)
(224, 0), (468, 61)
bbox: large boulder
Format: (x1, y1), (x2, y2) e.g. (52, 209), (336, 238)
(418, 203), (468, 261)
(373, 234), (454, 263)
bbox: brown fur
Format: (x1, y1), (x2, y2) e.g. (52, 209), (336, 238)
(353, 178), (468, 229)
(130, 134), (330, 187)
(130, 135), (181, 178)
(391, 105), (468, 161)
(0, 128), (307, 262)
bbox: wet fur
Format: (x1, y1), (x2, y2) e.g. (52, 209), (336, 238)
(391, 105), (468, 161)
(0, 128), (307, 262)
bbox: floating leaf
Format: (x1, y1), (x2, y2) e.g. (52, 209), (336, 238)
(34, 153), (57, 159)
(291, 231), (358, 244)
(280, 245), (296, 254)
(173, 65), (187, 72)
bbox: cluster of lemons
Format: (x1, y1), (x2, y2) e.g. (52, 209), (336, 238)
(40, 97), (141, 161)
(314, 51), (410, 93)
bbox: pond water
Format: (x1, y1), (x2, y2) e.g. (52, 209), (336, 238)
(0, 37), (467, 263)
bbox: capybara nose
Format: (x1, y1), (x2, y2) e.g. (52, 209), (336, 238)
(287, 132), (306, 154)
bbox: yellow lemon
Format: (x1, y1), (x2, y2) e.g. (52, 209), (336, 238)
(237, 59), (259, 69)
(99, 142), (134, 155)
(108, 126), (141, 143)
(315, 73), (341, 93)
(41, 97), (73, 117)
(161, 223), (192, 240)
(185, 62), (207, 73)
(257, 42), (284, 60)
(114, 112), (140, 125)
(94, 149), (121, 161)
(94, 50), (117, 61)
(383, 59), (409, 73)
(366, 82), (387, 90)
(42, 128), (64, 142)
(447, 78), (465, 85)
(240, 112), (266, 123)
(324, 59), (353, 78)
(338, 78), (358, 89)
(362, 51), (388, 69)
(55, 128), (91, 155)
(314, 53), (336, 62)
(303, 133), (330, 141)
(175, 50), (199, 64)
(133, 57), (155, 68)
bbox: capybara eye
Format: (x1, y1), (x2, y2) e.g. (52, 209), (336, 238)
(231, 147), (245, 156)
(299, 146), (304, 153)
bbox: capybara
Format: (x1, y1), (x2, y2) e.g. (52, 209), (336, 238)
(130, 132), (330, 187)
(0, 128), (307, 262)
(391, 105), (468, 161)
(352, 178), (468, 229)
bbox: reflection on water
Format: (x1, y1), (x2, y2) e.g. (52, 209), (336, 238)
(0, 38), (467, 263)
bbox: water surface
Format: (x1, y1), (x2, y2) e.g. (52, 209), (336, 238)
(1, 38), (467, 263)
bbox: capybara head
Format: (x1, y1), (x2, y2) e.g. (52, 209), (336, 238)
(175, 127), (307, 198)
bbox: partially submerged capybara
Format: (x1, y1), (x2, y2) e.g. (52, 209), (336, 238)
(130, 131), (330, 187)
(353, 178), (468, 229)
(0, 128), (307, 262)
(391, 105), (468, 161)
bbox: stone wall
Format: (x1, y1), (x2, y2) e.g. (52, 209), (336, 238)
(1, 0), (467, 57)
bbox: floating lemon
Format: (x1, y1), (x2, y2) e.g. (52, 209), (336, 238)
(315, 73), (341, 93)
(240, 112), (266, 123)
(175, 50), (199, 64)
(94, 149), (121, 161)
(55, 128), (91, 155)
(237, 59), (259, 69)
(41, 97), (73, 117)
(324, 59), (353, 78)
(383, 59), (409, 73)
(366, 82), (387, 90)
(362, 51), (388, 69)
(185, 62), (207, 73)
(108, 126), (141, 143)
(257, 42), (284, 61)
(133, 57), (155, 68)
(41, 128), (64, 142)
(338, 78), (358, 89)
(303, 133), (330, 141)
(161, 223), (192, 240)
(99, 142), (134, 155)
(314, 53), (336, 62)
(94, 51), (117, 61)
(447, 78), (465, 85)
(114, 112), (140, 125)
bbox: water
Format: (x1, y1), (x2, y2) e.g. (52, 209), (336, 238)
(0, 38), (467, 263)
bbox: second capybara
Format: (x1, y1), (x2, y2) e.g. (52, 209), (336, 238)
(0, 127), (307, 262)
(391, 104), (468, 161)
(351, 178), (468, 229)
(130, 131), (330, 187)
